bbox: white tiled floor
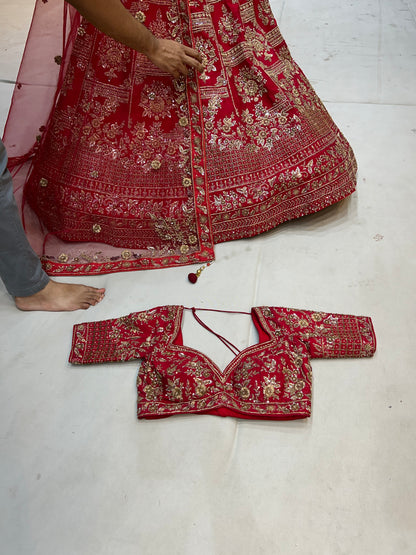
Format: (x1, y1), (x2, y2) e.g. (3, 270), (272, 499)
(1, 1), (415, 554)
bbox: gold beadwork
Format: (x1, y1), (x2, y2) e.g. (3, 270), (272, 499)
(195, 382), (207, 397)
(121, 250), (132, 260)
(92, 224), (102, 234)
(135, 11), (145, 23)
(240, 387), (251, 400)
(182, 177), (192, 187)
(179, 117), (188, 127)
(151, 159), (161, 170)
(195, 262), (211, 278)
(263, 384), (275, 398)
(39, 178), (48, 188)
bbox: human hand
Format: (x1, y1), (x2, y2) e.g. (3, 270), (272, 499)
(146, 38), (204, 78)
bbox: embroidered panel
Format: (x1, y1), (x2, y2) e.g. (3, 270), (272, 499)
(20, 0), (356, 275)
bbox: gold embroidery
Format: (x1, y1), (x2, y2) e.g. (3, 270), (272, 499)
(234, 66), (266, 103)
(195, 381), (207, 397)
(312, 313), (324, 322)
(134, 11), (145, 22)
(140, 83), (174, 120)
(167, 380), (183, 401)
(240, 386), (250, 400)
(151, 159), (161, 170)
(218, 5), (242, 45)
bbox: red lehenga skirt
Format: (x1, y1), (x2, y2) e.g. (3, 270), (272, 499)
(3, 0), (357, 276)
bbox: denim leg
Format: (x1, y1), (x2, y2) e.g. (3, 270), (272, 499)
(0, 139), (49, 297)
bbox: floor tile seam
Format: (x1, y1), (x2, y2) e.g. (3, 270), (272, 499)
(323, 99), (416, 108)
(377, 0), (383, 102)
(248, 248), (263, 347)
(277, 0), (286, 24)
(403, 0), (416, 23)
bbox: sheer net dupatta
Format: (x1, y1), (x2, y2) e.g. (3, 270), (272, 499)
(2, 0), (81, 270)
(4, 1), (80, 165)
(3, 0), (215, 276)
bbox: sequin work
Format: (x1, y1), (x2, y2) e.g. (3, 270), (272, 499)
(22, 0), (358, 275)
(69, 306), (376, 420)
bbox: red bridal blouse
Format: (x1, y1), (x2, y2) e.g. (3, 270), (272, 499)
(69, 306), (376, 420)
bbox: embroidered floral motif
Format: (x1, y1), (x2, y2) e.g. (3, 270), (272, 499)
(96, 36), (130, 80)
(139, 83), (174, 121)
(234, 66), (267, 103)
(257, 0), (273, 26)
(194, 37), (219, 76)
(240, 386), (251, 400)
(195, 381), (208, 397)
(218, 6), (242, 45)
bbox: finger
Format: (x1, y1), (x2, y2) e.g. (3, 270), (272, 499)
(182, 45), (203, 62)
(183, 55), (204, 73)
(177, 61), (190, 77)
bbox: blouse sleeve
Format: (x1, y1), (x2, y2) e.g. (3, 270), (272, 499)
(69, 307), (172, 364)
(268, 307), (376, 359)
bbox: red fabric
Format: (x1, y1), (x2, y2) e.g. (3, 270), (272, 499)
(69, 306), (376, 420)
(3, 0), (358, 276)
(3, 2), (80, 164)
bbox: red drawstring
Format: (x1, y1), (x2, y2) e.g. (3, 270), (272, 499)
(184, 307), (252, 356)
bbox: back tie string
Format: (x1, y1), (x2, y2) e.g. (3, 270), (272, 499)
(185, 307), (252, 357)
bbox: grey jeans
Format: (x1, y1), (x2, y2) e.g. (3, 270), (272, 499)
(0, 139), (49, 297)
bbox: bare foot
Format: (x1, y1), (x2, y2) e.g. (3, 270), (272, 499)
(15, 280), (105, 312)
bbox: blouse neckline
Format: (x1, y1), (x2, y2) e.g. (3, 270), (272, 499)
(169, 306), (276, 379)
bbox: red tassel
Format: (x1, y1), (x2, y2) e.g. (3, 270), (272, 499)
(187, 263), (211, 284)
